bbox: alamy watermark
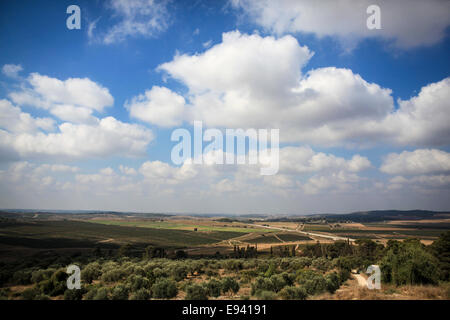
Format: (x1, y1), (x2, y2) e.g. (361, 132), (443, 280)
(66, 264), (81, 290)
(170, 121), (279, 175)
(366, 265), (381, 290)
(367, 5), (381, 30)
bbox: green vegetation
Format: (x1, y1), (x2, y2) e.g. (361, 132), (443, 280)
(0, 213), (448, 300)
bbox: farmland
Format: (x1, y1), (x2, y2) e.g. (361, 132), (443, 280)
(0, 210), (449, 301)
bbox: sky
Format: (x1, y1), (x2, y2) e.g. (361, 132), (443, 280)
(0, 0), (449, 215)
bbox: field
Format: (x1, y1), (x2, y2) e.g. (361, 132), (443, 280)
(0, 210), (449, 301)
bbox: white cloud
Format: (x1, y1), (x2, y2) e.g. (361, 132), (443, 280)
(102, 0), (170, 44)
(0, 115), (153, 160)
(0, 99), (55, 134)
(139, 159), (198, 183)
(156, 31), (450, 147)
(10, 73), (114, 124)
(383, 78), (450, 146)
(119, 165), (137, 175)
(2, 64), (23, 78)
(381, 149), (450, 175)
(279, 146), (371, 174)
(231, 0), (450, 49)
(127, 86), (185, 127)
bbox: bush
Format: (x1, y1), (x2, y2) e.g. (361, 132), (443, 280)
(185, 284), (208, 300)
(251, 277), (273, 296)
(101, 269), (125, 283)
(82, 262), (101, 284)
(205, 279), (222, 298)
(21, 287), (40, 300)
(269, 274), (287, 292)
(171, 265), (188, 282)
(296, 270), (327, 295)
(64, 288), (84, 300)
(31, 269), (55, 284)
(338, 269), (350, 283)
(151, 278), (178, 299)
(93, 287), (109, 300)
(312, 257), (331, 271)
(325, 272), (340, 293)
(110, 284), (129, 300)
(128, 274), (150, 292)
(380, 240), (440, 285)
(221, 277), (240, 295)
(130, 288), (151, 300)
(279, 286), (307, 300)
(255, 290), (277, 300)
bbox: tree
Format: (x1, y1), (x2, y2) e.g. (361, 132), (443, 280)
(82, 262), (101, 284)
(151, 278), (178, 299)
(205, 279), (222, 298)
(221, 277), (240, 295)
(185, 284), (208, 300)
(430, 231), (450, 281)
(110, 284), (129, 300)
(380, 239), (439, 285)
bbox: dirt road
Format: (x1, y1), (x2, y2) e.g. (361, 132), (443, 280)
(250, 224), (355, 242)
(353, 273), (368, 287)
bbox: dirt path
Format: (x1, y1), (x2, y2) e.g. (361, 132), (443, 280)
(273, 234), (285, 243)
(353, 273), (367, 287)
(250, 224), (355, 242)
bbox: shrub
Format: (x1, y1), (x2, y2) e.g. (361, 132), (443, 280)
(93, 287), (109, 300)
(251, 277), (273, 296)
(312, 257), (331, 271)
(325, 272), (340, 293)
(205, 279), (222, 298)
(221, 277), (240, 295)
(128, 274), (150, 292)
(255, 290), (277, 300)
(380, 240), (440, 285)
(171, 265), (188, 282)
(82, 262), (101, 284)
(110, 284), (129, 300)
(151, 278), (178, 299)
(101, 269), (125, 283)
(270, 274), (287, 292)
(279, 286), (307, 300)
(31, 269), (55, 284)
(21, 287), (40, 300)
(129, 288), (151, 300)
(185, 284), (208, 300)
(64, 288), (84, 300)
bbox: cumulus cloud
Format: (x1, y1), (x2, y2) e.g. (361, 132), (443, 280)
(230, 0), (450, 49)
(10, 73), (114, 124)
(155, 31), (449, 147)
(0, 99), (55, 134)
(279, 146), (371, 174)
(101, 0), (170, 44)
(139, 159), (198, 183)
(127, 86), (185, 127)
(0, 114), (153, 160)
(381, 149), (450, 175)
(2, 64), (23, 78)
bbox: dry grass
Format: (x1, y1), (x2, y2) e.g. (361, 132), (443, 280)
(313, 281), (450, 300)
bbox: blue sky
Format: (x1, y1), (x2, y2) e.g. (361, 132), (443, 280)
(0, 0), (449, 214)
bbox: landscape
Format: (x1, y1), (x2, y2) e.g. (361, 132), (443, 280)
(1, 209), (449, 300)
(1, 0), (450, 307)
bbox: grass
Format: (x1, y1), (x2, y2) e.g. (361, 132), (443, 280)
(0, 220), (244, 249)
(89, 219), (272, 233)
